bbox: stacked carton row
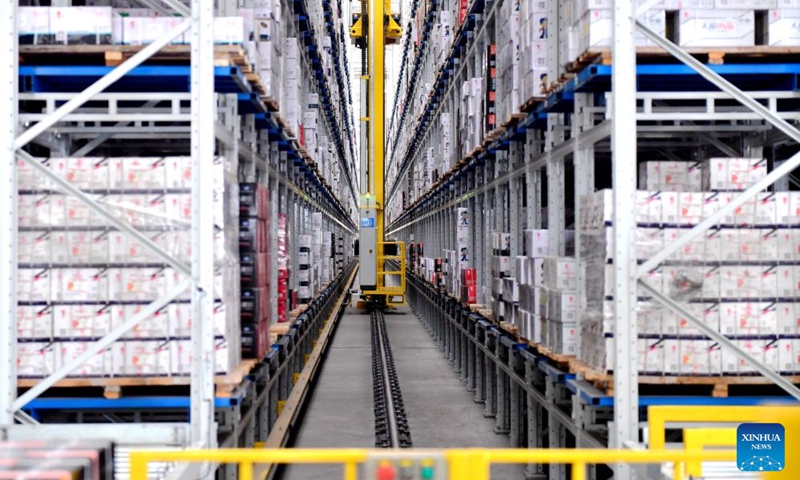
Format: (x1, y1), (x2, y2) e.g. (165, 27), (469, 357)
(238, 183), (271, 360)
(16, 157), (240, 378)
(579, 158), (800, 376)
(250, 0), (284, 100)
(516, 230), (548, 342)
(490, 233), (512, 322)
(18, 6), (244, 46)
(276, 213), (290, 324)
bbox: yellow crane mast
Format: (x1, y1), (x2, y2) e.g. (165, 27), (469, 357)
(351, 0), (405, 309)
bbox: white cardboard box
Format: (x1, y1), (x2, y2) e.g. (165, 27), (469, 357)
(767, 9), (800, 46)
(678, 9), (755, 47)
(19, 7), (51, 45)
(51, 7), (113, 45)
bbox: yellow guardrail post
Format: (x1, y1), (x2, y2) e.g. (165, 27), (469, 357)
(239, 461), (254, 480)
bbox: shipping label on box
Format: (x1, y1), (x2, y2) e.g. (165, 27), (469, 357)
(778, 339), (799, 373)
(776, 302), (799, 335)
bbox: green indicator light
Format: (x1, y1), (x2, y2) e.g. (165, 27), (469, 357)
(420, 466), (434, 480)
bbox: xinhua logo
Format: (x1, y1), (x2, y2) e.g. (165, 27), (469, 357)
(737, 423), (785, 472)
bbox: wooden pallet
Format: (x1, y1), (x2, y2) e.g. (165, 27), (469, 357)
(477, 308), (495, 322)
(501, 113), (527, 129)
(531, 342), (574, 366)
(499, 321), (518, 338)
(566, 46), (800, 73)
(17, 359), (258, 399)
(521, 96), (544, 113)
(568, 359), (800, 398)
(19, 44), (251, 68)
(269, 305), (309, 337)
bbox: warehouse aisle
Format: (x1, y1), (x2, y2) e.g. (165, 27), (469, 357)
(280, 306), (525, 480)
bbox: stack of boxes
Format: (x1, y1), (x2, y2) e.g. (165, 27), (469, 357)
(254, 0), (284, 99)
(540, 257), (578, 355)
(16, 156), (240, 378)
(311, 212), (324, 292)
(520, 1), (550, 99)
(457, 78), (485, 160)
(490, 233), (512, 321)
(579, 157), (800, 376)
(302, 94), (320, 157)
(483, 45), (498, 135)
(518, 230), (548, 341)
(497, 0), (521, 121)
(456, 208), (476, 304)
(277, 213), (290, 323)
(297, 234), (313, 304)
(282, 37), (301, 136)
(18, 6), (245, 46)
(238, 184), (270, 360)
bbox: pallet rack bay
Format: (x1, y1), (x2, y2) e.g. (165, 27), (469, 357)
(2, 0), (358, 478)
(387, 1), (800, 479)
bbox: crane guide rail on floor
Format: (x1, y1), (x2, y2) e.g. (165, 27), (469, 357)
(371, 309), (412, 448)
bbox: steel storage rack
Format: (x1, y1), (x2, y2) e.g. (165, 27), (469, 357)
(385, 0), (800, 479)
(2, 0), (359, 478)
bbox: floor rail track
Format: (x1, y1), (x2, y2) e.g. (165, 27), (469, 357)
(371, 309), (413, 448)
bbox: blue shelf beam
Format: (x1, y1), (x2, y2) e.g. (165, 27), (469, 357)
(19, 65), (250, 94)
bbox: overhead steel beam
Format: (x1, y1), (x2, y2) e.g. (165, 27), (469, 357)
(13, 20), (190, 151)
(12, 280), (191, 412)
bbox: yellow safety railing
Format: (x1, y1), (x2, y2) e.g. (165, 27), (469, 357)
(129, 448), (736, 480)
(376, 241), (405, 296)
(682, 428), (736, 477)
(648, 405), (799, 478)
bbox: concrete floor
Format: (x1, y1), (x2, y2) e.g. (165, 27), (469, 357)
(279, 306), (525, 480)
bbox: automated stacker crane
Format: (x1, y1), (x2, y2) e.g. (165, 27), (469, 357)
(351, 0), (406, 308)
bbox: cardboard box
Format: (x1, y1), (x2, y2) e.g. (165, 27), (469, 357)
(19, 7), (52, 45)
(703, 157), (767, 191)
(121, 16), (186, 46)
(578, 9), (665, 50)
(766, 9), (800, 46)
(715, 0), (776, 7)
(17, 305), (53, 340)
(678, 10), (755, 47)
(51, 7), (113, 45)
(17, 342), (58, 378)
(638, 161), (703, 192)
(524, 229), (549, 258)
